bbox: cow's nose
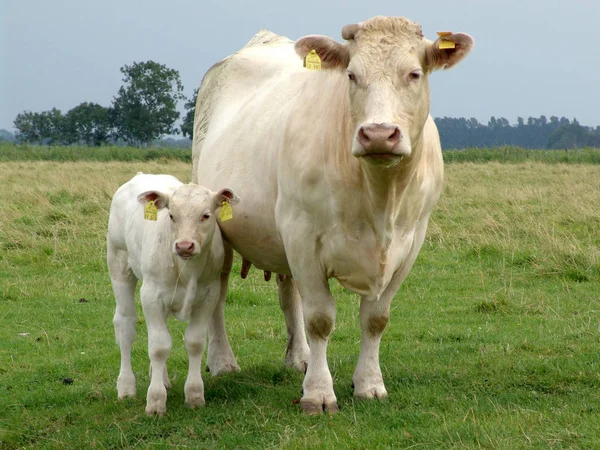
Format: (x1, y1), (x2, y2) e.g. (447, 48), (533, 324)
(357, 124), (401, 152)
(175, 240), (195, 255)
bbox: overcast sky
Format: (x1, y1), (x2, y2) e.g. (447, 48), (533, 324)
(2, 0), (598, 134)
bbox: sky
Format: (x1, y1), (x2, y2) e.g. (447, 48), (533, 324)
(1, 0), (599, 134)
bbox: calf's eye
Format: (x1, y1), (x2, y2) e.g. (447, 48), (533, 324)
(201, 213), (211, 221)
(347, 71), (357, 83)
(169, 214), (174, 221)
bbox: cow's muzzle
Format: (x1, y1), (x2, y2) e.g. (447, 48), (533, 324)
(353, 123), (410, 163)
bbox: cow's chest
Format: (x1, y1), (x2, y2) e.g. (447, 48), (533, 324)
(323, 225), (416, 300)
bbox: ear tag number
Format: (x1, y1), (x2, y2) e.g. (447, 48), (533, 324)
(144, 201), (158, 221)
(219, 201), (233, 222)
(304, 49), (322, 70)
(437, 31), (456, 49)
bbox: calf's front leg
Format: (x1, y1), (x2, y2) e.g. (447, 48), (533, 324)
(141, 284), (172, 416)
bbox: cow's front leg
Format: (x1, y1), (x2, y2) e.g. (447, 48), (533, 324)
(207, 242), (240, 375)
(353, 295), (392, 400)
(295, 276), (338, 414)
(276, 275), (309, 373)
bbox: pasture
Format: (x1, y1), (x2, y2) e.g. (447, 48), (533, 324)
(1, 153), (600, 448)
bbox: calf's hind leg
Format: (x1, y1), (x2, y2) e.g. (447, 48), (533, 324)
(108, 245), (138, 399)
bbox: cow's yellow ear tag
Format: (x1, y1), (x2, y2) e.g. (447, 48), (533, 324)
(219, 201), (233, 222)
(437, 31), (456, 49)
(144, 201), (158, 221)
(304, 49), (322, 70)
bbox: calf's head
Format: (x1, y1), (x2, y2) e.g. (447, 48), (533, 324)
(138, 185), (239, 259)
(295, 16), (473, 167)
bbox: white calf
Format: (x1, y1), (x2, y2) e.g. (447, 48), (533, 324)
(107, 173), (239, 415)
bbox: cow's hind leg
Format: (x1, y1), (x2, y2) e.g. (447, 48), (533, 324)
(276, 275), (309, 373)
(207, 241), (240, 375)
(108, 244), (138, 399)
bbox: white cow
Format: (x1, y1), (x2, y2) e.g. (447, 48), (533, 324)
(107, 173), (239, 415)
(193, 16), (473, 414)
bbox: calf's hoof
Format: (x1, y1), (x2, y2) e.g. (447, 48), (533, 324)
(354, 386), (388, 400)
(299, 396), (339, 415)
(145, 403), (167, 416)
(117, 375), (136, 399)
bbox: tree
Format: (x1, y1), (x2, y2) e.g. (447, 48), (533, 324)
(112, 60), (185, 147)
(181, 88), (198, 139)
(14, 108), (65, 144)
(64, 102), (111, 146)
(14, 111), (41, 143)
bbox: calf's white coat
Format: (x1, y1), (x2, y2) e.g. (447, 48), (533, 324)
(107, 173), (238, 415)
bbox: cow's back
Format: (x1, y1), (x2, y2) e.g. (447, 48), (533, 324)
(192, 32), (309, 273)
(192, 31), (297, 182)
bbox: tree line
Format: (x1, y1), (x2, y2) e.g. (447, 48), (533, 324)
(5, 59), (598, 150)
(436, 116), (600, 149)
(10, 61), (197, 148)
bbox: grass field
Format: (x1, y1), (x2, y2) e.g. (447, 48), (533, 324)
(1, 155), (600, 448)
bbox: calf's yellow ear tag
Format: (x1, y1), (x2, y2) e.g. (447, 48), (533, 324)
(437, 31), (456, 49)
(304, 49), (322, 70)
(219, 201), (233, 222)
(144, 201), (158, 221)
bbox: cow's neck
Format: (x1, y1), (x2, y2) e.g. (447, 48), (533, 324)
(356, 135), (424, 246)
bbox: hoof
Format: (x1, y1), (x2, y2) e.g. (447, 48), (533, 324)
(354, 387), (388, 400)
(299, 398), (339, 415)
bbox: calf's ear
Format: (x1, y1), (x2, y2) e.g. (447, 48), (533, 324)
(295, 35), (350, 70)
(214, 188), (240, 208)
(425, 32), (474, 71)
(137, 191), (170, 209)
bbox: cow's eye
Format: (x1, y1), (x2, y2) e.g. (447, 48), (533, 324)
(169, 214), (174, 221)
(347, 71), (357, 83)
(201, 213), (211, 221)
(409, 71), (422, 81)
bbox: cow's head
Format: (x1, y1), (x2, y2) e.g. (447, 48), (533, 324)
(137, 185), (239, 259)
(295, 16), (473, 167)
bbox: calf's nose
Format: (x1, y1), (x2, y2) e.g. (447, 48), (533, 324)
(175, 240), (195, 255)
(357, 123), (401, 152)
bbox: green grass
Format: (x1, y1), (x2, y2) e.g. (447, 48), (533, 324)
(2, 143), (600, 165)
(443, 146), (600, 164)
(0, 142), (191, 163)
(1, 159), (599, 448)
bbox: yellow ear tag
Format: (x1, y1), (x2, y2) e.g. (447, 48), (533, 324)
(219, 201), (233, 222)
(144, 200), (158, 221)
(304, 49), (322, 70)
(437, 31), (456, 49)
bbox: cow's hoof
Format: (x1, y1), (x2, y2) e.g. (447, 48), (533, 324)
(299, 397), (339, 415)
(289, 359), (308, 374)
(286, 347), (310, 374)
(207, 362), (240, 376)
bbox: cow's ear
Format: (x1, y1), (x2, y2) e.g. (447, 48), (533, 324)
(214, 188), (240, 208)
(137, 191), (169, 209)
(425, 32), (474, 71)
(295, 35), (350, 70)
